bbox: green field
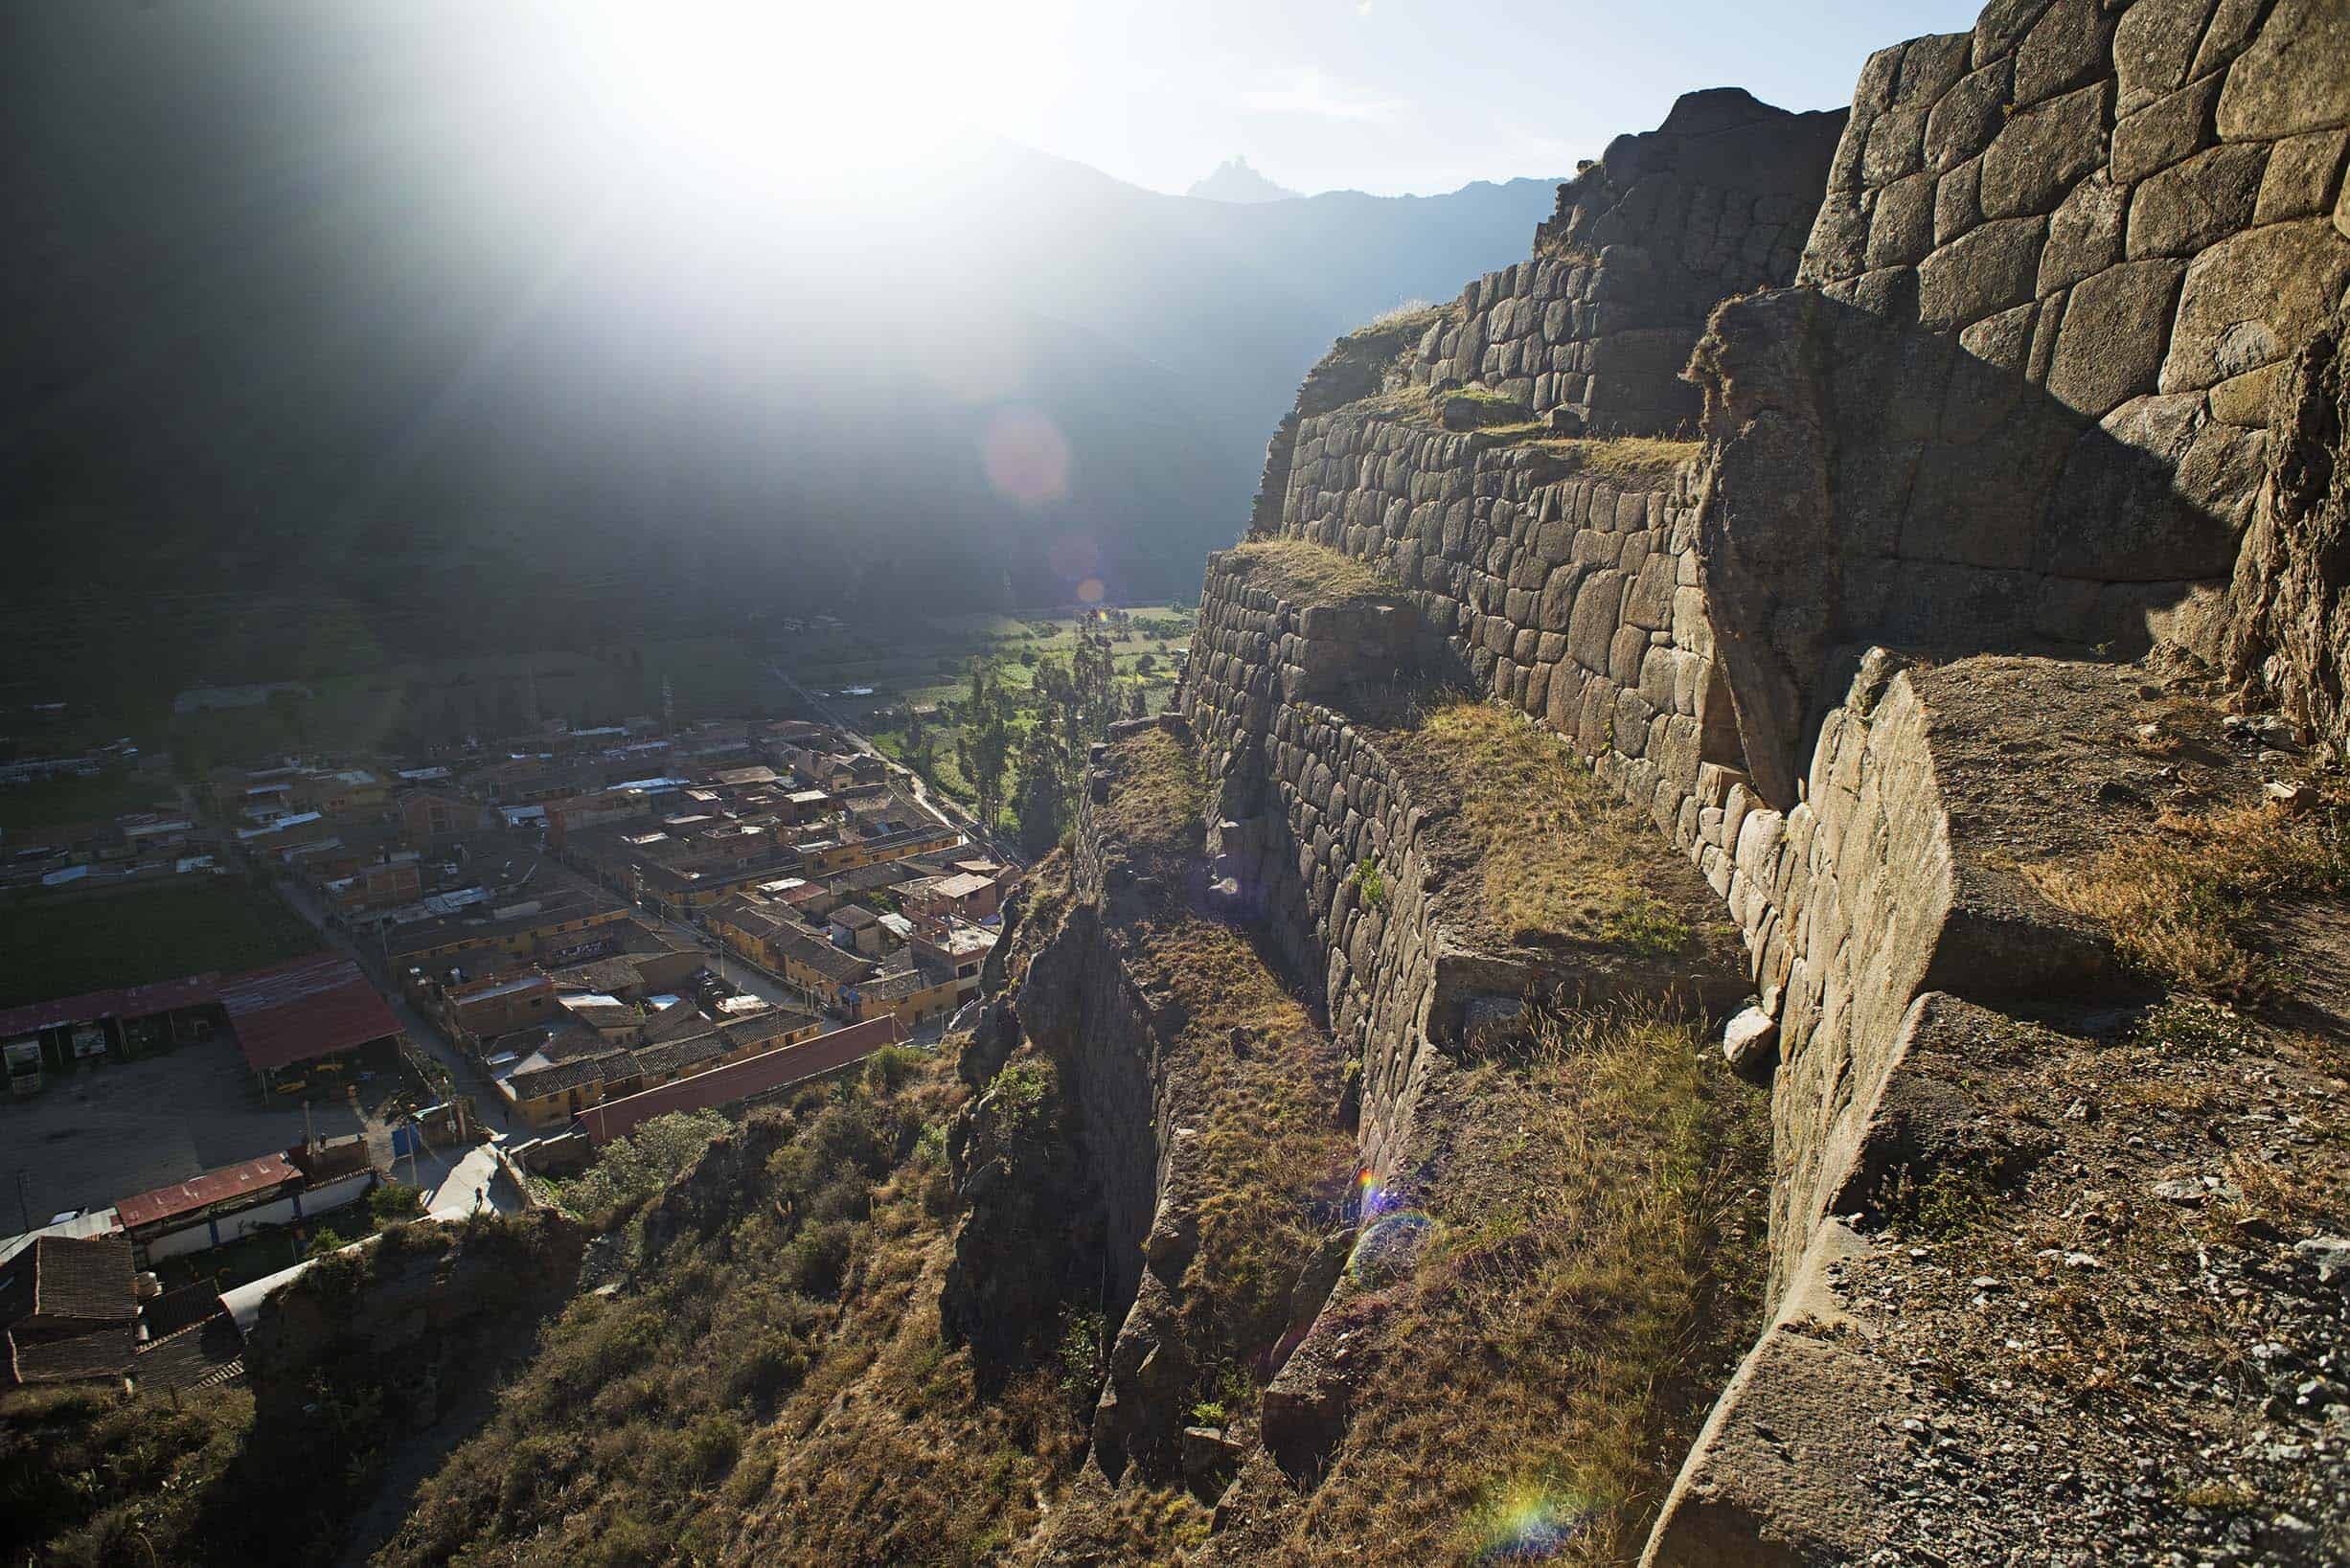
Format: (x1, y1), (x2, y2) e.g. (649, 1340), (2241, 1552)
(0, 878), (326, 1008)
(779, 602), (1193, 723)
(169, 637), (780, 769)
(0, 769), (180, 832)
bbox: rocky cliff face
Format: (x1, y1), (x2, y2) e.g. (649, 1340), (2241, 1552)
(961, 2), (2350, 1560)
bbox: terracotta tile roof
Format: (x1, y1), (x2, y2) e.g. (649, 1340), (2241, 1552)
(506, 1049), (636, 1102)
(0, 1235), (134, 1324)
(720, 1008), (820, 1051)
(9, 1323), (134, 1385)
(115, 1154), (300, 1233)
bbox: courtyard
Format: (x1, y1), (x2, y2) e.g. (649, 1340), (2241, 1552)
(0, 1036), (373, 1228)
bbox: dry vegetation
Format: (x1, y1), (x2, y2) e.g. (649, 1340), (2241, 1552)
(377, 1055), (1068, 1568)
(1, 1382), (254, 1566)
(1091, 724), (1357, 1408)
(1213, 1007), (1771, 1564)
(2027, 785), (2350, 997)
(1219, 537), (1399, 609)
(1539, 434), (1702, 479)
(1382, 696), (1705, 955)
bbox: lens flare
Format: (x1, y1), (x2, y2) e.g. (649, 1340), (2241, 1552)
(1076, 577), (1105, 603)
(1354, 1167), (1409, 1219)
(1472, 1486), (1588, 1561)
(981, 407), (1070, 508)
(1346, 1209), (1429, 1284)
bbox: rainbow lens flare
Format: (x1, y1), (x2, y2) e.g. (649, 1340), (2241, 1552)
(1345, 1209), (1429, 1284)
(1472, 1486), (1587, 1561)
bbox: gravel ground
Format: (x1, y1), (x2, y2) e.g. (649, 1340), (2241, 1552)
(1842, 997), (2349, 1566)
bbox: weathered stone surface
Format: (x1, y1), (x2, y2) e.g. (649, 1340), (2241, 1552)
(1866, 170), (1939, 268)
(2254, 128), (2350, 225)
(2046, 393), (2239, 579)
(2224, 304), (2350, 756)
(2208, 360), (2290, 426)
(1978, 80), (2110, 219)
(2043, 260), (2187, 416)
(2124, 144), (2268, 259)
(1926, 61), (2014, 173)
(2161, 218), (2350, 393)
(1722, 1004), (1780, 1079)
(2109, 73), (2222, 185)
(1917, 216), (2046, 330)
(1973, 0), (2058, 70)
(1934, 154), (1985, 244)
(2038, 172), (2127, 293)
(2011, 0), (2109, 108)
(2111, 0), (2214, 113)
(2216, 0), (2350, 142)
(2188, 0), (2270, 80)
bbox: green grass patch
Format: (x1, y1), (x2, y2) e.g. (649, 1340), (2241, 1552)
(0, 877), (324, 1007)
(1234, 1006), (1770, 1565)
(0, 767), (177, 831)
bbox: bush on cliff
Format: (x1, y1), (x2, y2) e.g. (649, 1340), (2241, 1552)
(379, 1053), (1071, 1568)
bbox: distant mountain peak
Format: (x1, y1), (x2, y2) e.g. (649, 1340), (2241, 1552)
(1187, 155), (1298, 205)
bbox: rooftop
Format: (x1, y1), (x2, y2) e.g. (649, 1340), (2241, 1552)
(116, 1154), (300, 1233)
(219, 954), (403, 1074)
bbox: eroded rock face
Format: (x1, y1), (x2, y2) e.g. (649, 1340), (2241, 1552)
(2226, 304), (2350, 758)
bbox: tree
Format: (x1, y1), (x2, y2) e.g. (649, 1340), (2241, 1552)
(957, 658), (1013, 829)
(1013, 710), (1071, 858)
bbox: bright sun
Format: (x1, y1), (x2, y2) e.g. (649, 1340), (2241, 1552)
(567, 0), (1072, 198)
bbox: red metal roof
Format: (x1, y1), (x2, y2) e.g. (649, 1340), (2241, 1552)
(218, 955), (402, 1074)
(115, 1153), (300, 1232)
(577, 1015), (903, 1145)
(0, 973), (223, 1042)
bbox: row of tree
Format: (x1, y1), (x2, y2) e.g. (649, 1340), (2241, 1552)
(918, 634), (1145, 857)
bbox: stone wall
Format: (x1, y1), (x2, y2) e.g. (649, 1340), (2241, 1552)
(1696, 0), (2350, 806)
(2226, 301), (2350, 760)
(1402, 89), (1846, 436)
(1279, 415), (1741, 839)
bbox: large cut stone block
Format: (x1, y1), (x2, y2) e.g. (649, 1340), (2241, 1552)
(2124, 144), (2269, 259)
(2043, 260), (2188, 416)
(2159, 218), (2350, 393)
(1917, 216), (2047, 330)
(2217, 0), (2350, 142)
(1978, 80), (2110, 219)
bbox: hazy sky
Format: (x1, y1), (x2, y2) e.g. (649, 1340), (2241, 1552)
(490, 0), (1996, 201)
(890, 0), (1994, 196)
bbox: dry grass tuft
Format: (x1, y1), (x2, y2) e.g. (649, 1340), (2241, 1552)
(1221, 537), (1400, 608)
(1230, 1006), (1770, 1564)
(1385, 697), (1698, 955)
(1540, 434), (1704, 479)
(2027, 788), (2350, 996)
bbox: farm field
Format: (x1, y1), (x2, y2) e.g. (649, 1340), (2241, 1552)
(0, 768), (180, 832)
(0, 877), (325, 1009)
(776, 602), (1194, 724)
(168, 637), (779, 768)
(778, 602), (1195, 820)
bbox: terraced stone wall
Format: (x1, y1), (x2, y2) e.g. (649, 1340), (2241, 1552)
(1698, 0), (2350, 805)
(1399, 89), (1843, 437)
